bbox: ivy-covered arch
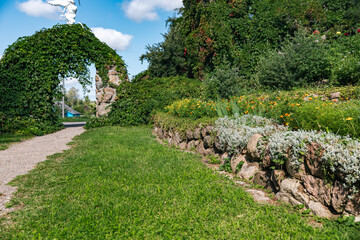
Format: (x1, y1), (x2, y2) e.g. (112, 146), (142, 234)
(0, 24), (127, 130)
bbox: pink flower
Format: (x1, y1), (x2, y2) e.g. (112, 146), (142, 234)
(345, 33), (349, 36)
(358, 29), (360, 33)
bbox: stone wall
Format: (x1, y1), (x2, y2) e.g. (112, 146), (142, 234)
(95, 65), (127, 117)
(153, 125), (360, 219)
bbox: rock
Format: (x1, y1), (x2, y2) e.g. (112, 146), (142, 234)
(186, 129), (194, 140)
(174, 132), (183, 143)
(262, 148), (271, 169)
(96, 92), (103, 101)
(196, 141), (206, 156)
(95, 74), (101, 82)
(345, 193), (360, 215)
(102, 93), (114, 103)
(201, 128), (208, 138)
(270, 170), (286, 192)
(96, 103), (111, 117)
(220, 152), (230, 165)
(170, 132), (181, 146)
(302, 175), (332, 206)
(285, 157), (306, 180)
(156, 128), (164, 139)
(246, 189), (271, 204)
(276, 192), (303, 206)
(308, 201), (333, 218)
(253, 171), (274, 191)
(104, 87), (116, 95)
(193, 128), (201, 139)
(231, 155), (246, 174)
(204, 149), (215, 156)
(206, 126), (213, 134)
(166, 137), (172, 145)
(108, 69), (118, 75)
(331, 181), (348, 213)
(236, 161), (259, 180)
(305, 143), (325, 178)
(204, 136), (213, 149)
(187, 141), (197, 150)
(214, 139), (222, 152)
(246, 134), (263, 161)
(276, 178), (309, 205)
(109, 75), (121, 86)
(330, 92), (341, 100)
(95, 80), (103, 90)
(179, 142), (187, 150)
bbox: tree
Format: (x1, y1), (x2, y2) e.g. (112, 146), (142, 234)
(65, 87), (80, 107)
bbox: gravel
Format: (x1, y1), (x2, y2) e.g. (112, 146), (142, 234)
(0, 127), (85, 216)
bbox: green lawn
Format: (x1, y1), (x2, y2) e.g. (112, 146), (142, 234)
(1, 126), (359, 239)
(0, 133), (32, 150)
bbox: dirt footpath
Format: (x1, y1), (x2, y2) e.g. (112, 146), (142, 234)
(0, 126), (85, 216)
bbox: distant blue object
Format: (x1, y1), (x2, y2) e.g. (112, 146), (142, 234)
(66, 111), (81, 118)
(55, 101), (82, 118)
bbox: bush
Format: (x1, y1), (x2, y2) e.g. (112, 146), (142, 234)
(1, 116), (63, 136)
(255, 30), (331, 90)
(85, 76), (205, 129)
(330, 33), (360, 85)
(204, 62), (257, 99)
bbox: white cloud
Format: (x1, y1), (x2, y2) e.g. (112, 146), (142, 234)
(17, 0), (61, 19)
(91, 27), (133, 51)
(122, 0), (183, 22)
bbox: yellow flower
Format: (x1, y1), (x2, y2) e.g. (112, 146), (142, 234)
(346, 117), (353, 121)
(245, 111), (249, 114)
(336, 31), (341, 35)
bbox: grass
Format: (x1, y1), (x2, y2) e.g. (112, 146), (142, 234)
(0, 133), (32, 150)
(1, 126), (359, 239)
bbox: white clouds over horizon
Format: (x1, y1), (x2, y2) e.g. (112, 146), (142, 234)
(91, 27), (133, 51)
(16, 0), (61, 20)
(122, 0), (183, 22)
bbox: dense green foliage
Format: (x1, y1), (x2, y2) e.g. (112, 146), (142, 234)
(141, 0), (360, 94)
(0, 24), (126, 134)
(255, 30), (331, 89)
(85, 76), (205, 128)
(1, 126), (359, 238)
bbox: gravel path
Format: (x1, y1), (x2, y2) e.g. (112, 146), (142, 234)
(0, 126), (85, 216)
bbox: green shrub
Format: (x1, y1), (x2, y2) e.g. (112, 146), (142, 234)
(85, 76), (205, 129)
(330, 33), (360, 85)
(204, 62), (257, 99)
(255, 30), (331, 90)
(1, 117), (63, 136)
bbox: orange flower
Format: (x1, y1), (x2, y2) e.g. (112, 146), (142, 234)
(280, 115), (284, 118)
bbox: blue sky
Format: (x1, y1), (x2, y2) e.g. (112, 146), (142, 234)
(0, 0), (182, 100)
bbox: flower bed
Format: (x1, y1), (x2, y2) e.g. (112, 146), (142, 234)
(164, 91), (360, 138)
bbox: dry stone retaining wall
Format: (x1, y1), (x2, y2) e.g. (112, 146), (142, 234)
(153, 125), (360, 220)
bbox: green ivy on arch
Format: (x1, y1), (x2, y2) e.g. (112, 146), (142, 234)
(0, 24), (127, 132)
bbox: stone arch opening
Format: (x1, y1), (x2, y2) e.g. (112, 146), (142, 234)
(0, 24), (128, 124)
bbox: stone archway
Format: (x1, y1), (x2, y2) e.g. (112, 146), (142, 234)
(0, 24), (128, 125)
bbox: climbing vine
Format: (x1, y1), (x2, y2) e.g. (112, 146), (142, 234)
(0, 24), (127, 133)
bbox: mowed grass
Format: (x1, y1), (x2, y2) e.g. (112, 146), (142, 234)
(1, 126), (359, 239)
(0, 133), (32, 150)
